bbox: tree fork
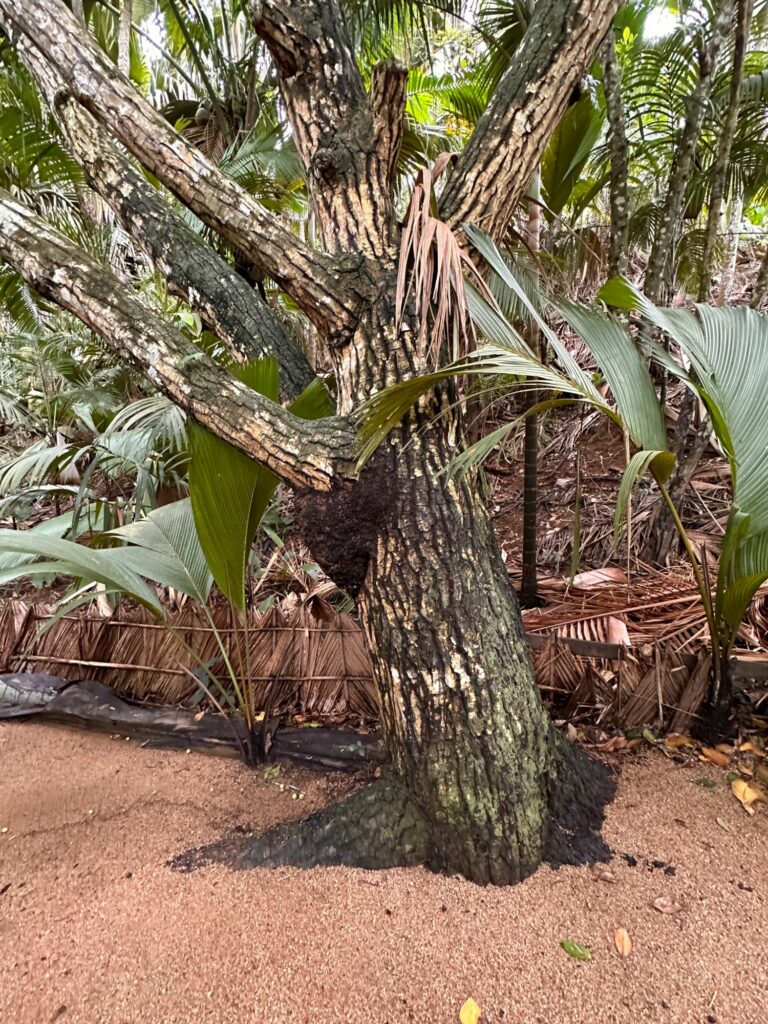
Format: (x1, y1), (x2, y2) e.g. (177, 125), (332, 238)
(22, 46), (315, 399)
(0, 0), (357, 334)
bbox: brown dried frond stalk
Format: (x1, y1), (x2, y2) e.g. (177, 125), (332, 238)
(396, 153), (488, 367)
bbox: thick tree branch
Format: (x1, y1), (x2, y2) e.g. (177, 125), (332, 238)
(251, 0), (406, 257)
(0, 0), (354, 334)
(21, 44), (315, 401)
(370, 60), (409, 188)
(439, 0), (621, 239)
(0, 191), (356, 492)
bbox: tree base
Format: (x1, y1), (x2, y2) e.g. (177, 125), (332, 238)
(169, 773), (428, 873)
(169, 743), (615, 883)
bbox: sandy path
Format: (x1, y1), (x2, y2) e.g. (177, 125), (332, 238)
(0, 721), (766, 1024)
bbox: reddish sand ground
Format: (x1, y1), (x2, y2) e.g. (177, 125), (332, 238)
(1, 721), (766, 1024)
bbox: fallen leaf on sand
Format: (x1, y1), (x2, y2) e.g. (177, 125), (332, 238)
(701, 747), (730, 767)
(693, 777), (718, 790)
(560, 940), (592, 961)
(665, 733), (694, 750)
(459, 997), (482, 1024)
(591, 864), (617, 883)
(739, 741), (764, 757)
(597, 736), (627, 753)
(653, 896), (682, 914)
(614, 928), (632, 957)
(731, 779), (766, 815)
(716, 817), (732, 832)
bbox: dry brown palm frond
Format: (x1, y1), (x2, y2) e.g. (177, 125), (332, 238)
(396, 154), (490, 367)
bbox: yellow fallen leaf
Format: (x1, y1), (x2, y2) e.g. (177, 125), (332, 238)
(701, 747), (730, 767)
(731, 778), (765, 815)
(459, 997), (482, 1024)
(665, 733), (694, 750)
(739, 741), (764, 757)
(597, 735), (628, 753)
(614, 928), (632, 957)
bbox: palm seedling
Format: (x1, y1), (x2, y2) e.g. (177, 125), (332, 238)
(361, 228), (768, 731)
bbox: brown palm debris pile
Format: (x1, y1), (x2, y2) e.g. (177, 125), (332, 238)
(518, 565), (768, 733)
(3, 557), (768, 737)
(518, 562), (768, 652)
(0, 596), (379, 723)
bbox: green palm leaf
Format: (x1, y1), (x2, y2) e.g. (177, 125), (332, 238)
(0, 529), (163, 612)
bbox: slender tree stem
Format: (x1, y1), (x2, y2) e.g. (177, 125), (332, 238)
(602, 31), (630, 277)
(698, 0), (752, 302)
(645, 0), (735, 303)
(521, 171), (542, 607)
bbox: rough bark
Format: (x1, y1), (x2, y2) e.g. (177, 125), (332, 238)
(23, 45), (315, 399)
(698, 0), (752, 302)
(0, 0), (355, 336)
(117, 0), (132, 78)
(717, 190), (743, 305)
(751, 245), (768, 309)
(602, 32), (630, 278)
(644, 0), (735, 303)
(252, 1), (406, 258)
(521, 172), (543, 608)
(0, 0), (618, 885)
(353, 426), (612, 883)
(0, 191), (356, 492)
(170, 775), (430, 873)
(439, 0), (621, 240)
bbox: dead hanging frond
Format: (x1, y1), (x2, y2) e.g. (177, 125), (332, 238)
(396, 153), (489, 366)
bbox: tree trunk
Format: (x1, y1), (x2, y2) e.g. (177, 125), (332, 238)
(521, 172), (543, 608)
(644, 0), (736, 562)
(0, 0), (620, 887)
(118, 0), (132, 78)
(355, 423), (611, 883)
(751, 245), (768, 309)
(717, 190), (743, 306)
(185, 409), (615, 885)
(602, 32), (630, 278)
(698, 0), (752, 302)
(644, 0), (735, 304)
